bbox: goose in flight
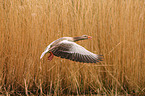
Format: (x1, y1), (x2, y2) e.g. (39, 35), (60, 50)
(40, 35), (103, 63)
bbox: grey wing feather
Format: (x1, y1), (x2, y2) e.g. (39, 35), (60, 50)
(50, 40), (103, 63)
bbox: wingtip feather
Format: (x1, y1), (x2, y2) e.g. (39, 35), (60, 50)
(97, 55), (104, 61)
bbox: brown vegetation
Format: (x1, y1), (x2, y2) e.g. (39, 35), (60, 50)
(0, 0), (144, 95)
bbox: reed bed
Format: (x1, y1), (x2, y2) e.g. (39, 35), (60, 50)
(0, 0), (144, 95)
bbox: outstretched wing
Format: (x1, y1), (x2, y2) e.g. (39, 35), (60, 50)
(50, 40), (103, 63)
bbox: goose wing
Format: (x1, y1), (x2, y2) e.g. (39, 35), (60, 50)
(50, 40), (103, 63)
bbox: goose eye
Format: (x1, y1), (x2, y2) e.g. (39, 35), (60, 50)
(82, 35), (88, 37)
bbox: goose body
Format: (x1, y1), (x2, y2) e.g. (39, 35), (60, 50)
(40, 35), (103, 63)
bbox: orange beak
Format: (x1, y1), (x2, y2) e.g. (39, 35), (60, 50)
(88, 36), (92, 39)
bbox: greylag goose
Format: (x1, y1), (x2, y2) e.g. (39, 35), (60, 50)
(40, 35), (103, 63)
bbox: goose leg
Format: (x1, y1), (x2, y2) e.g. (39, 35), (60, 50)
(48, 51), (54, 61)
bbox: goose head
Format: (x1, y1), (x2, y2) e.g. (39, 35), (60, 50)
(73, 35), (92, 42)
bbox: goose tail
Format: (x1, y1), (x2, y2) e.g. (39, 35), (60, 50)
(40, 50), (48, 59)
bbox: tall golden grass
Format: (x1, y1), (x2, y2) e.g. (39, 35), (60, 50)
(0, 0), (144, 95)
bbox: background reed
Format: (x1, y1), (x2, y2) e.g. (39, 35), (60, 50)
(0, 0), (144, 95)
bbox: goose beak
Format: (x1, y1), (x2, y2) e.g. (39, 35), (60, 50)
(88, 36), (92, 39)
